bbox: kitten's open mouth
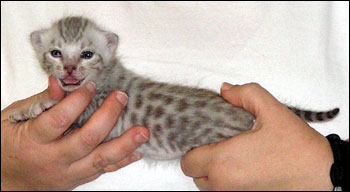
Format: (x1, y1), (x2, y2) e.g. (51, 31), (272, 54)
(60, 76), (86, 86)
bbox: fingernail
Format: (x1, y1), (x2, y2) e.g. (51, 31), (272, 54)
(116, 91), (128, 106)
(135, 132), (149, 143)
(221, 82), (233, 91)
(85, 82), (96, 93)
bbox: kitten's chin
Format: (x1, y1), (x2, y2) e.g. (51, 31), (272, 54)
(60, 84), (84, 92)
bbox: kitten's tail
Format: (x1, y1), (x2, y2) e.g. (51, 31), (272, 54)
(288, 107), (340, 122)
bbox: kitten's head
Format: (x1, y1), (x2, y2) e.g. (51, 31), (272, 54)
(30, 16), (118, 92)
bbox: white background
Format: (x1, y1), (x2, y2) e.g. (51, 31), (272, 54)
(1, 1), (349, 190)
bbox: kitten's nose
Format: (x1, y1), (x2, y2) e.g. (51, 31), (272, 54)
(64, 65), (77, 74)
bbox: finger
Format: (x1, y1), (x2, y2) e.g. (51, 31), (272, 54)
(47, 76), (66, 101)
(220, 82), (283, 118)
(2, 76), (64, 121)
(59, 91), (131, 162)
(181, 144), (215, 178)
(68, 127), (149, 178)
(194, 177), (212, 191)
(72, 171), (104, 190)
(103, 151), (143, 172)
(29, 82), (96, 143)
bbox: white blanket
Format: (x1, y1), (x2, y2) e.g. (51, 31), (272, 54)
(1, 2), (349, 190)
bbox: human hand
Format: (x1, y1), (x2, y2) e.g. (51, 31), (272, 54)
(181, 82), (334, 190)
(1, 77), (150, 190)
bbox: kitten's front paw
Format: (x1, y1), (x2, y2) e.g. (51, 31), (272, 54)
(8, 99), (58, 123)
(29, 99), (58, 118)
(8, 109), (30, 122)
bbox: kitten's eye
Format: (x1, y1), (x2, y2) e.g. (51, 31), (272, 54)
(50, 50), (62, 58)
(81, 51), (94, 59)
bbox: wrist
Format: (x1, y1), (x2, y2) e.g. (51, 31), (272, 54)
(320, 136), (336, 191)
(307, 135), (334, 191)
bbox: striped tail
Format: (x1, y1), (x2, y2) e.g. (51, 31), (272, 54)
(288, 107), (340, 122)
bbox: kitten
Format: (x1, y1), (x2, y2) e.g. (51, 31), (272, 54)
(9, 16), (340, 160)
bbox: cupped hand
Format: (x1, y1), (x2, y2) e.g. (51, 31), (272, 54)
(181, 82), (334, 190)
(1, 77), (149, 190)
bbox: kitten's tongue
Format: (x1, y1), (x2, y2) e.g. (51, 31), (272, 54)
(62, 76), (80, 85)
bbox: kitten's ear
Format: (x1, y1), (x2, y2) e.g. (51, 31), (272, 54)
(30, 30), (47, 51)
(105, 32), (119, 52)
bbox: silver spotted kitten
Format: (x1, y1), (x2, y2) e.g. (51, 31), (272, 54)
(9, 17), (340, 160)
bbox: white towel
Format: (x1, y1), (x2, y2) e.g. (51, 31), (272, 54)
(1, 2), (348, 190)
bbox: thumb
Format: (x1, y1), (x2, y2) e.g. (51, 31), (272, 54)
(22, 76), (65, 104)
(47, 76), (65, 101)
(220, 82), (282, 119)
